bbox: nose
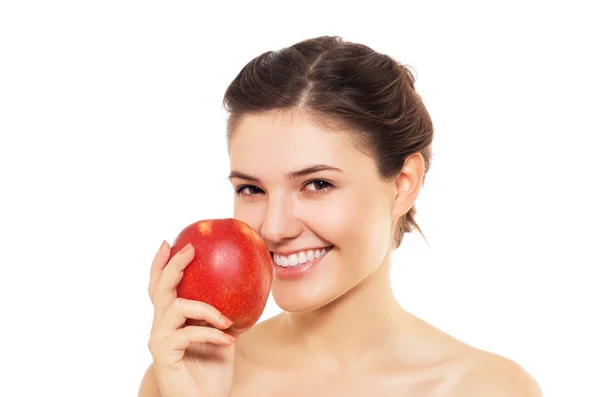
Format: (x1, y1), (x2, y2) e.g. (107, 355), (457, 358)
(260, 192), (302, 243)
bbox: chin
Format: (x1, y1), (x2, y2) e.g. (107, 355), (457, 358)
(269, 247), (375, 313)
(273, 295), (321, 313)
(271, 279), (348, 313)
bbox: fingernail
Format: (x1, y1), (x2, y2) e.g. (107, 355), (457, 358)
(159, 240), (167, 251)
(222, 332), (236, 343)
(221, 315), (233, 327)
(180, 242), (193, 254)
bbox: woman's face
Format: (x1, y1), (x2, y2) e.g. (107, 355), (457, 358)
(228, 112), (398, 312)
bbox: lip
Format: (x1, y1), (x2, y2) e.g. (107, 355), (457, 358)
(272, 246), (333, 280)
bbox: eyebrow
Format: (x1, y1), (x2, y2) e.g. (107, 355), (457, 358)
(227, 164), (344, 183)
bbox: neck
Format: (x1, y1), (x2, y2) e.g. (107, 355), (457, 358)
(280, 256), (409, 365)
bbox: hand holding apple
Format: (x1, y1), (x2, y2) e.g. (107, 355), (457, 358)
(168, 218), (273, 334)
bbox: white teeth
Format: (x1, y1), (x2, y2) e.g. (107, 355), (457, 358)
(273, 247), (331, 268)
(279, 256), (288, 267)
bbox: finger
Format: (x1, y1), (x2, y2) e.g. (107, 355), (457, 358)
(153, 243), (195, 322)
(169, 326), (236, 351)
(148, 326), (235, 361)
(148, 240), (171, 304)
(158, 298), (233, 332)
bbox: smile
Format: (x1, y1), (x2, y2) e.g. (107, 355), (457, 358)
(272, 246), (333, 268)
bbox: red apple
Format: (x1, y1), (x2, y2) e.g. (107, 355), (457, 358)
(168, 218), (272, 334)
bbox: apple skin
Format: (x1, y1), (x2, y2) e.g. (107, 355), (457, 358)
(168, 218), (273, 334)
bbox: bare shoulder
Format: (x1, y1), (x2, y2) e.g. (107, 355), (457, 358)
(405, 313), (542, 396)
(235, 313), (284, 362)
(453, 349), (543, 397)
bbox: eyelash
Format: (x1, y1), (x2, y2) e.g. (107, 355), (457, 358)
(235, 179), (334, 197)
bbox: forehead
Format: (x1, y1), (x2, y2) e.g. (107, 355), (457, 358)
(228, 112), (363, 173)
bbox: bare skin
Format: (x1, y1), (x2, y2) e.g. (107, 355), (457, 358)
(231, 264), (540, 397)
(141, 257), (541, 397)
(139, 111), (542, 397)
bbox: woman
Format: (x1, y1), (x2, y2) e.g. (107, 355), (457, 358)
(139, 35), (541, 396)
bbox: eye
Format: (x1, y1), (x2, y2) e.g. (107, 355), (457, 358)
(304, 179), (333, 194)
(235, 185), (264, 197)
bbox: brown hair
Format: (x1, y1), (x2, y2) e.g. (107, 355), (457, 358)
(222, 35), (434, 248)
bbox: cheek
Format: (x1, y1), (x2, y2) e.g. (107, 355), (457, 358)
(233, 200), (266, 233)
(314, 189), (392, 266)
(304, 188), (392, 247)
(300, 194), (353, 241)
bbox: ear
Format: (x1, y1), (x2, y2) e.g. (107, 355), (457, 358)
(391, 152), (425, 219)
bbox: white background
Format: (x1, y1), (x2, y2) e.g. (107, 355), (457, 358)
(1, 1), (598, 396)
